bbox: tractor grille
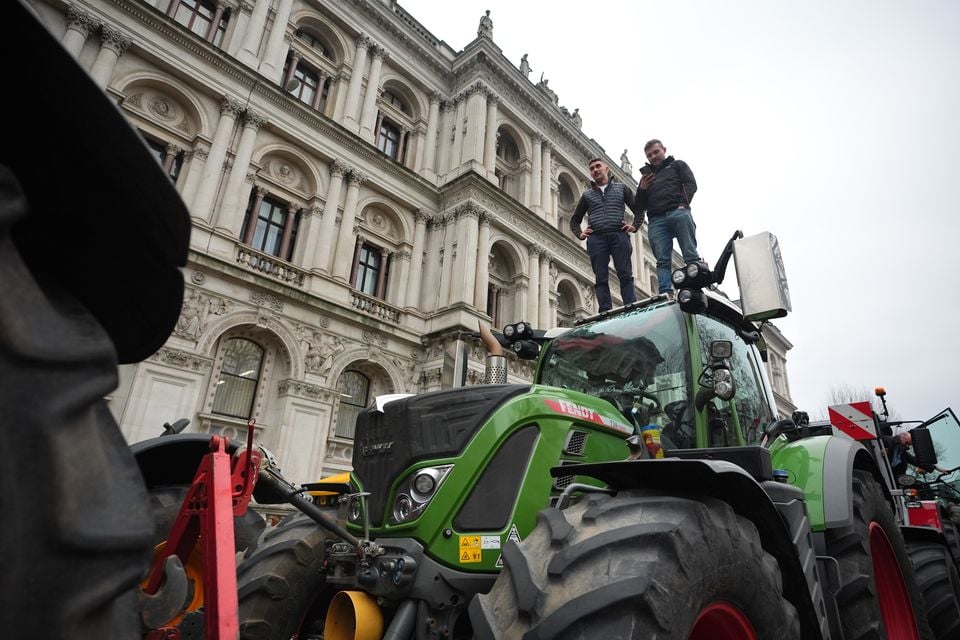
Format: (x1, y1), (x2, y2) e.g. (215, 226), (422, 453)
(553, 461), (579, 490)
(564, 430), (588, 456)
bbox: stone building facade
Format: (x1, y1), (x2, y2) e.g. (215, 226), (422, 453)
(29, 0), (794, 485)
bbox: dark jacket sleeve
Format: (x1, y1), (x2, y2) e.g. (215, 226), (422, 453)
(624, 186), (643, 227)
(634, 181), (649, 214)
(677, 160), (697, 205)
(569, 194), (588, 237)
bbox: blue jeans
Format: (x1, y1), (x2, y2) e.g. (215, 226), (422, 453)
(587, 231), (636, 312)
(648, 208), (700, 293)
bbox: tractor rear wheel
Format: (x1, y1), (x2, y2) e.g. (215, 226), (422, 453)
(149, 484), (266, 551)
(469, 490), (800, 639)
(235, 513), (334, 640)
(824, 470), (933, 640)
(906, 541), (960, 640)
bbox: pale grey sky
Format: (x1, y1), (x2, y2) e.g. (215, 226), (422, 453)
(401, 0), (960, 421)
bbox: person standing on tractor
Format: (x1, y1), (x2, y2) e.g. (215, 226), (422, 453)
(569, 157), (639, 313)
(882, 430), (948, 477)
(635, 139), (701, 299)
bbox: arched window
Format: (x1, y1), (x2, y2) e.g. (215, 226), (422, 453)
(335, 370), (370, 439)
(142, 133), (184, 183)
(212, 338), (263, 419)
(382, 90), (406, 114)
(240, 194), (301, 261)
(169, 0), (228, 46)
(376, 118), (404, 161)
(351, 242), (390, 299)
(295, 29), (334, 60)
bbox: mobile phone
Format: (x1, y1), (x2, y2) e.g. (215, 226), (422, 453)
(639, 165), (654, 176)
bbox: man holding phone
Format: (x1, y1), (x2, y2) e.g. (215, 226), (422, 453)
(635, 139), (700, 298)
(569, 157), (639, 313)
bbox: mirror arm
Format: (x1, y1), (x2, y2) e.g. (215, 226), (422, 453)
(712, 230), (744, 285)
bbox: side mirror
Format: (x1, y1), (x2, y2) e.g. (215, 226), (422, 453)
(911, 427), (938, 469)
(733, 232), (792, 321)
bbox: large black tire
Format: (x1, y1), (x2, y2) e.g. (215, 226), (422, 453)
(906, 541), (960, 640)
(149, 484), (266, 551)
(235, 513), (335, 640)
(469, 490), (801, 639)
(824, 470), (934, 639)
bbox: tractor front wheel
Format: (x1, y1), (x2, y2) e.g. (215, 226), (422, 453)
(906, 541), (960, 640)
(469, 490), (800, 639)
(235, 513), (334, 640)
(824, 470), (933, 640)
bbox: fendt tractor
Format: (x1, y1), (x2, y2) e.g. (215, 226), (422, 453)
(136, 230), (954, 639)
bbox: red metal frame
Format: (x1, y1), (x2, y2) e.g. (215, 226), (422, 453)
(142, 422), (262, 639)
(906, 499), (944, 531)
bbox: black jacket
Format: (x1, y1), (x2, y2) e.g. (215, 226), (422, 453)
(634, 156), (697, 218)
(569, 179), (635, 236)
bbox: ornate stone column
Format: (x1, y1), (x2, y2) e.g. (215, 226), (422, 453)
(539, 251), (551, 329)
(438, 212), (456, 306)
(89, 25), (131, 89)
(215, 109), (267, 236)
(527, 245), (541, 322)
(342, 34), (370, 131)
(178, 147), (208, 205)
(474, 214), (491, 310)
(437, 101), (454, 175)
(421, 92), (441, 179)
(313, 160), (347, 272)
(257, 0), (294, 83)
(421, 215), (442, 310)
(226, 0), (253, 56)
(452, 205), (480, 305)
(530, 135), (542, 211)
(358, 46), (387, 141)
(541, 142), (552, 220)
(192, 96), (244, 223)
(461, 85), (487, 165)
(514, 280), (528, 326)
(333, 171), (366, 281)
(450, 94), (466, 172)
(162, 143), (181, 176)
(298, 205), (323, 268)
(236, 0), (271, 68)
(61, 6), (100, 59)
(406, 210), (429, 310)
(483, 95), (499, 173)
(375, 247), (390, 298)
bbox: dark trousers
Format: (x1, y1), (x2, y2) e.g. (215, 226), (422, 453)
(587, 231), (636, 312)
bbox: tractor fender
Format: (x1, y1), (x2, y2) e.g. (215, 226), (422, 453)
(555, 459), (824, 638)
(131, 433), (241, 488)
(901, 524), (950, 548)
(821, 436), (888, 529)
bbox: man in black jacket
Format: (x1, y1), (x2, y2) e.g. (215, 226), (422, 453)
(569, 158), (639, 312)
(635, 139), (701, 298)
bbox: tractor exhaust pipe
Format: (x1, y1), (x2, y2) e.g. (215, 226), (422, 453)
(479, 322), (507, 384)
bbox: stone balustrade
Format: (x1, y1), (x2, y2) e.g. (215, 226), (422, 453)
(236, 244), (307, 287)
(350, 290), (402, 323)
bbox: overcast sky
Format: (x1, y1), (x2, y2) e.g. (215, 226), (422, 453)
(400, 0), (960, 421)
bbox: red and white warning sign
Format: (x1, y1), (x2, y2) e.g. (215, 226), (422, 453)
(828, 402), (878, 441)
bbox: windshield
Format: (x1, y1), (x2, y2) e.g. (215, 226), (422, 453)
(538, 305), (691, 441)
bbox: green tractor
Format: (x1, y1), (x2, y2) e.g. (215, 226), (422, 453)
(229, 231), (933, 639)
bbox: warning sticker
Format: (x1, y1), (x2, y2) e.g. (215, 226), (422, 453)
(506, 524), (522, 545)
(459, 536), (481, 548)
(495, 554), (503, 568)
(459, 548), (482, 563)
(481, 535), (500, 550)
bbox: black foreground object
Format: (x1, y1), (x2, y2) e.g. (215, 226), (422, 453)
(0, 2), (191, 638)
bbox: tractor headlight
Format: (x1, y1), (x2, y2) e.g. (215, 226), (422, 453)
(348, 497), (363, 523)
(713, 368), (735, 400)
(390, 465), (454, 524)
(686, 262), (701, 279)
(672, 268), (687, 285)
(503, 324), (515, 338)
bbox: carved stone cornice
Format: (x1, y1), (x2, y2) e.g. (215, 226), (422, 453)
(277, 378), (335, 403)
(150, 347), (213, 372)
